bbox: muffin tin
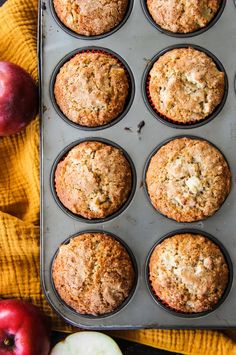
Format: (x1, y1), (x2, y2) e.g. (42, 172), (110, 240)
(39, 0), (236, 328)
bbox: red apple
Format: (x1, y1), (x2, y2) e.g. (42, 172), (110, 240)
(0, 299), (50, 355)
(0, 61), (38, 136)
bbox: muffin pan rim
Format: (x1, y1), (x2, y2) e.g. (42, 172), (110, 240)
(140, 0), (227, 38)
(50, 137), (137, 223)
(50, 229), (139, 319)
(141, 43), (229, 129)
(49, 0), (134, 40)
(142, 134), (232, 223)
(145, 228), (233, 318)
(40, 0), (236, 329)
(49, 46), (136, 131)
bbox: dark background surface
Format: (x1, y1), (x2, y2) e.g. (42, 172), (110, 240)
(0, 0), (177, 353)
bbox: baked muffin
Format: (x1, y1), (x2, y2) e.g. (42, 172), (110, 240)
(54, 52), (129, 127)
(149, 233), (229, 313)
(147, 0), (222, 34)
(53, 0), (129, 36)
(55, 141), (133, 219)
(52, 232), (135, 315)
(148, 47), (225, 124)
(146, 137), (231, 222)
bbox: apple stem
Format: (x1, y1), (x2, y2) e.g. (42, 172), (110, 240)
(3, 337), (14, 347)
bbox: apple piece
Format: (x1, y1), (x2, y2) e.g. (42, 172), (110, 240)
(0, 299), (50, 355)
(50, 332), (123, 355)
(0, 61), (38, 136)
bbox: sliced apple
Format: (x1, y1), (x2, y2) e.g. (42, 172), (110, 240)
(50, 331), (123, 355)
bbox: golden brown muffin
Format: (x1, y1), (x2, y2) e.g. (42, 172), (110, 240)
(147, 0), (222, 34)
(54, 52), (129, 127)
(52, 232), (135, 315)
(53, 0), (129, 36)
(146, 137), (231, 222)
(148, 47), (225, 124)
(55, 141), (132, 219)
(149, 233), (229, 313)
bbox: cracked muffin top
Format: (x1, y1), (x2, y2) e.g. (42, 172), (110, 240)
(54, 141), (133, 219)
(149, 233), (229, 313)
(54, 52), (130, 127)
(147, 0), (222, 34)
(148, 47), (225, 124)
(52, 232), (135, 315)
(53, 0), (129, 36)
(146, 137), (231, 222)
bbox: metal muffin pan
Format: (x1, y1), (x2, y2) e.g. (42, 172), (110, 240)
(40, 0), (236, 328)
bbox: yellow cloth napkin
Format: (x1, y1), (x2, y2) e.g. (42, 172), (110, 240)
(0, 0), (236, 354)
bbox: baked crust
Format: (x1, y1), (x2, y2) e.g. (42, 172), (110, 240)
(54, 52), (129, 127)
(53, 0), (129, 36)
(146, 137), (231, 222)
(148, 48), (225, 124)
(149, 233), (229, 313)
(55, 141), (132, 219)
(53, 232), (135, 315)
(147, 0), (222, 34)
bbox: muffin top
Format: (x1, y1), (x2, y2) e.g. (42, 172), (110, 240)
(53, 0), (129, 36)
(55, 141), (133, 219)
(54, 52), (129, 127)
(146, 137), (231, 222)
(149, 233), (229, 313)
(147, 0), (222, 34)
(148, 47), (225, 124)
(52, 232), (135, 315)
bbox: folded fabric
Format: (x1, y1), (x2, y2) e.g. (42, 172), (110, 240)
(0, 0), (235, 354)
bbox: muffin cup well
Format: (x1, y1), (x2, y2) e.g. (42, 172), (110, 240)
(142, 44), (228, 129)
(50, 137), (137, 223)
(49, 0), (134, 40)
(50, 46), (135, 131)
(50, 229), (138, 319)
(141, 0), (226, 38)
(145, 229), (233, 318)
(143, 135), (231, 223)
